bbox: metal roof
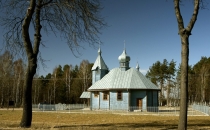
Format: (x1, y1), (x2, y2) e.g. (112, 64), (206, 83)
(80, 92), (90, 98)
(88, 68), (160, 91)
(91, 48), (108, 71)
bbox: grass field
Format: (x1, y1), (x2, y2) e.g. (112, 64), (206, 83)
(0, 109), (210, 130)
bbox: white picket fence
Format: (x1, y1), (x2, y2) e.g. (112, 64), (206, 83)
(32, 104), (209, 116)
(33, 103), (87, 111)
(192, 103), (210, 115)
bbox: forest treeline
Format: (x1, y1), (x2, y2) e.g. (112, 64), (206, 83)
(1, 51), (210, 107)
(0, 51), (93, 107)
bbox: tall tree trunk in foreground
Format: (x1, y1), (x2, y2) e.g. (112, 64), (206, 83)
(20, 0), (40, 127)
(179, 35), (189, 129)
(173, 0), (199, 129)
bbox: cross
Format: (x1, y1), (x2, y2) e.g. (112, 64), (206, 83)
(98, 40), (101, 49)
(124, 40), (126, 50)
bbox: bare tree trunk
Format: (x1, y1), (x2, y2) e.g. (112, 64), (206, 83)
(53, 73), (56, 104)
(54, 81), (56, 104)
(68, 74), (71, 103)
(48, 89), (49, 103)
(160, 80), (164, 106)
(66, 73), (68, 101)
(66, 70), (71, 103)
(37, 85), (39, 104)
(201, 72), (206, 103)
(167, 80), (170, 107)
(1, 82), (4, 107)
(20, 0), (40, 127)
(34, 83), (37, 104)
(178, 36), (189, 130)
(13, 74), (16, 103)
(20, 60), (37, 127)
(174, 0), (199, 129)
(15, 74), (19, 107)
(50, 88), (52, 104)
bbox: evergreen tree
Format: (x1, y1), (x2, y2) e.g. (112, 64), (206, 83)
(146, 59), (176, 106)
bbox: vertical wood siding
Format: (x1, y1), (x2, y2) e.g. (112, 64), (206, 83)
(130, 90), (147, 110)
(91, 92), (99, 109)
(99, 92), (109, 109)
(109, 91), (129, 110)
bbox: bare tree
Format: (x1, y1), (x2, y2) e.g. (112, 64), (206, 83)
(32, 74), (40, 104)
(64, 65), (73, 103)
(52, 67), (57, 104)
(13, 59), (25, 107)
(199, 64), (210, 103)
(0, 51), (13, 107)
(0, 0), (105, 127)
(78, 60), (92, 92)
(173, 0), (200, 129)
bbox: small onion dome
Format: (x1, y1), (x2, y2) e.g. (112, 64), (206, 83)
(118, 49), (130, 62)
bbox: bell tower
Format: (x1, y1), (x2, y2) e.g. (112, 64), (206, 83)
(91, 47), (109, 84)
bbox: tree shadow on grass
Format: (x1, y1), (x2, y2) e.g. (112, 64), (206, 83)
(53, 120), (210, 130)
(158, 110), (180, 112)
(54, 123), (177, 130)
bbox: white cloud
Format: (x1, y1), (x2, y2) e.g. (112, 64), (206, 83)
(140, 69), (148, 75)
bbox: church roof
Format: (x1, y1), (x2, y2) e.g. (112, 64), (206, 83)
(80, 92), (90, 98)
(91, 48), (108, 71)
(88, 68), (160, 91)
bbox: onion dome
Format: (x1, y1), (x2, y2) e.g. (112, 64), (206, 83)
(118, 49), (130, 62)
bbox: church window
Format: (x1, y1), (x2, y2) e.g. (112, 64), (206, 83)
(117, 91), (122, 100)
(96, 67), (100, 74)
(94, 92), (99, 97)
(103, 92), (108, 100)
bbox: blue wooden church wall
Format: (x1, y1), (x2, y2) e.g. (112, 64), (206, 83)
(130, 90), (147, 110)
(110, 91), (129, 110)
(91, 92), (99, 109)
(90, 90), (158, 111)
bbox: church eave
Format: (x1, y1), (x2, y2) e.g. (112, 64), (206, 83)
(88, 88), (160, 92)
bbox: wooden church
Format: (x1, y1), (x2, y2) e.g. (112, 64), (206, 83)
(81, 47), (160, 111)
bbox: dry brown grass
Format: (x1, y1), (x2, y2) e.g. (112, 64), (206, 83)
(0, 109), (210, 130)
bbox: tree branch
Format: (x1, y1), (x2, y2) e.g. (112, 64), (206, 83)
(22, 0), (36, 59)
(186, 0), (199, 32)
(33, 0), (42, 56)
(40, 0), (53, 7)
(174, 0), (184, 31)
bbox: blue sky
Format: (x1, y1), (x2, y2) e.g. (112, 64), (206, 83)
(1, 0), (210, 76)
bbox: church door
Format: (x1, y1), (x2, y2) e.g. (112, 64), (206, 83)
(136, 98), (142, 109)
